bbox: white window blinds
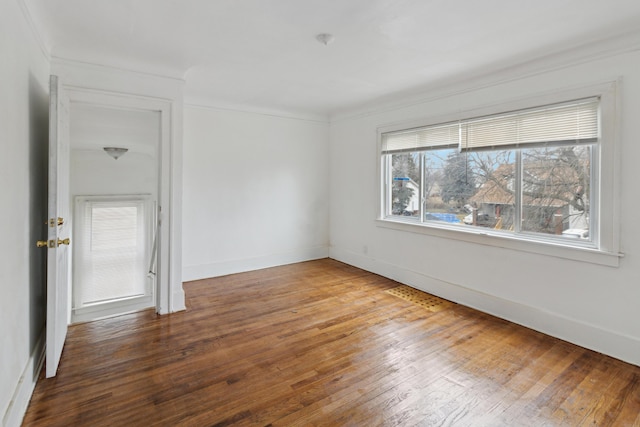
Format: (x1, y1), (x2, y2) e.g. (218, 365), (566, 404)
(381, 97), (599, 154)
(75, 198), (150, 307)
(381, 122), (459, 154)
(461, 97), (599, 151)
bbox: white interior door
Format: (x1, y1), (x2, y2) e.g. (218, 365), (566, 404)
(46, 75), (71, 378)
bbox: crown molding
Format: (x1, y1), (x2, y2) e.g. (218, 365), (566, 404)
(51, 57), (186, 84)
(330, 28), (640, 123)
(184, 98), (330, 124)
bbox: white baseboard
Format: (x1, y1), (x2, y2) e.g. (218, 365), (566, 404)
(330, 246), (640, 367)
(72, 296), (155, 324)
(171, 287), (186, 313)
(2, 332), (45, 427)
(182, 245), (329, 282)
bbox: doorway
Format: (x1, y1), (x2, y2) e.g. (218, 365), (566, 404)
(69, 104), (160, 323)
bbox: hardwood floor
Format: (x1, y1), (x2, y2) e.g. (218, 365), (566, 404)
(23, 259), (640, 426)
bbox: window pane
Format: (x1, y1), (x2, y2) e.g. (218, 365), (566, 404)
(466, 150), (516, 230)
(391, 153), (420, 218)
(78, 202), (148, 306)
(521, 146), (591, 239)
(91, 207), (138, 250)
(423, 149), (446, 212)
(423, 148), (466, 224)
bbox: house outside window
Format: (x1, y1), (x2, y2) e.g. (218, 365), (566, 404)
(377, 83), (621, 263)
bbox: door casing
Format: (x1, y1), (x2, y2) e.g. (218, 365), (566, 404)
(64, 87), (178, 317)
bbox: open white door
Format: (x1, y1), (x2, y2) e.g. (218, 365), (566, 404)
(45, 75), (71, 378)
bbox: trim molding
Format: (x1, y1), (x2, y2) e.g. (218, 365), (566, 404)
(52, 57), (185, 84)
(183, 245), (329, 282)
(331, 29), (640, 122)
(375, 219), (622, 268)
(184, 101), (330, 124)
(72, 298), (155, 324)
(2, 332), (45, 427)
(329, 246), (640, 367)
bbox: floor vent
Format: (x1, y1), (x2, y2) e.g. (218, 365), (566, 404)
(385, 285), (453, 312)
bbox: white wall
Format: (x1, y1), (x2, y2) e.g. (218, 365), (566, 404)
(0, 1), (50, 425)
(70, 151), (157, 196)
(70, 105), (159, 197)
(329, 48), (640, 365)
(182, 106), (330, 280)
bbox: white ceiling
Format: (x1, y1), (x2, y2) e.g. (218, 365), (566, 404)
(26, 0), (640, 119)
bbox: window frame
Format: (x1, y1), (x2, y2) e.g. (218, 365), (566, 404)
(376, 81), (622, 267)
(72, 194), (156, 320)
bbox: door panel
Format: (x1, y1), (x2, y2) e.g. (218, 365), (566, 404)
(46, 75), (71, 378)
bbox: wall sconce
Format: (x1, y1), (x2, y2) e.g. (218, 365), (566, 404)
(103, 147), (128, 160)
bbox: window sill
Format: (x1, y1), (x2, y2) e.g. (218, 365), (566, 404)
(376, 218), (622, 267)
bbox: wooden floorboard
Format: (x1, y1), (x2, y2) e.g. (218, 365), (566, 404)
(23, 259), (640, 426)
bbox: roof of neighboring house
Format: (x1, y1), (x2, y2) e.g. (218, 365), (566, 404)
(469, 164), (516, 206)
(469, 162), (584, 208)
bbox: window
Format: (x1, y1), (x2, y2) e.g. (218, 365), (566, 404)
(74, 196), (154, 310)
(378, 84), (621, 264)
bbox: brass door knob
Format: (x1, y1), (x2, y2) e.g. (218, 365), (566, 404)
(57, 238), (71, 246)
(36, 240), (49, 248)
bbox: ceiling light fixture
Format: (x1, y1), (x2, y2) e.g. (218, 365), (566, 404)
(103, 147), (128, 160)
(315, 33), (335, 46)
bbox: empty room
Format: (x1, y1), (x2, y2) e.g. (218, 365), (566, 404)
(2, 0), (640, 426)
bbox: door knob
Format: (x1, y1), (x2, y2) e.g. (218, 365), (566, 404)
(57, 238), (70, 246)
(36, 240), (49, 248)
